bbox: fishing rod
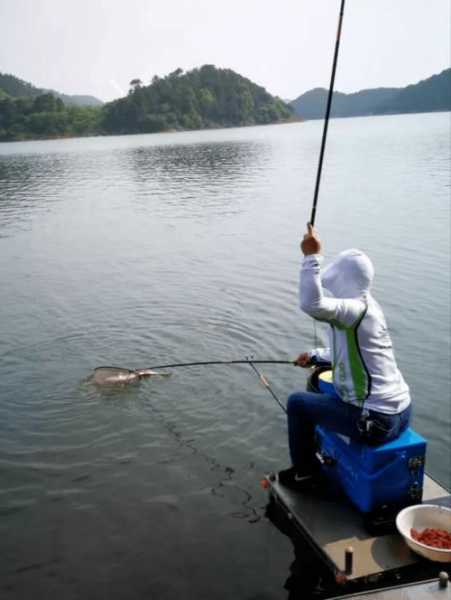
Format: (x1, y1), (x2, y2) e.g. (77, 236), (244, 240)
(310, 0), (346, 226)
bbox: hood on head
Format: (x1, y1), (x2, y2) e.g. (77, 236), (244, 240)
(321, 249), (374, 298)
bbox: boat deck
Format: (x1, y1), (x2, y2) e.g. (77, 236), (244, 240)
(266, 474), (450, 582)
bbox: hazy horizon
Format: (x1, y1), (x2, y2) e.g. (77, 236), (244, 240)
(0, 0), (449, 103)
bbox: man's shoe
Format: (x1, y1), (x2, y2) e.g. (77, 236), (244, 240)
(278, 466), (317, 491)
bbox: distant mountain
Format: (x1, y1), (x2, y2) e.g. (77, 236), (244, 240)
(290, 87), (399, 120)
(380, 69), (451, 114)
(57, 94), (103, 107)
(0, 72), (103, 107)
(291, 69), (451, 120)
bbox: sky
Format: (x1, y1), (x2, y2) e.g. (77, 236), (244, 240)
(0, 0), (449, 102)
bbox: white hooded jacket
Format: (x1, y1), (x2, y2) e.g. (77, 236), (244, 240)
(300, 250), (411, 415)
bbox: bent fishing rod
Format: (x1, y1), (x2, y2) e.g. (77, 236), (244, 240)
(310, 0), (345, 227)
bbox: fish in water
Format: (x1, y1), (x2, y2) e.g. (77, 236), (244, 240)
(91, 367), (171, 385)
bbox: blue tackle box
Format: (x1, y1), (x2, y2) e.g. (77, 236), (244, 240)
(315, 425), (426, 514)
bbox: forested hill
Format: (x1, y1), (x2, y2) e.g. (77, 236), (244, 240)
(291, 68), (451, 120)
(0, 66), (293, 141)
(102, 65), (293, 134)
(0, 72), (102, 107)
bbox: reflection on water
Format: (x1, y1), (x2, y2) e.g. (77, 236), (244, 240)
(128, 140), (272, 217)
(266, 498), (336, 599)
(0, 114), (449, 598)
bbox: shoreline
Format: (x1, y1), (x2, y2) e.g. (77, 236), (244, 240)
(0, 116), (301, 144)
(1, 109), (449, 144)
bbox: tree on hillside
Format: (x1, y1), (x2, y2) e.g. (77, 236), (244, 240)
(32, 93), (64, 113)
(129, 79), (143, 93)
(0, 93), (102, 141)
(169, 68), (183, 78)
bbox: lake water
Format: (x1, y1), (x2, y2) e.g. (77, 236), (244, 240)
(0, 112), (449, 599)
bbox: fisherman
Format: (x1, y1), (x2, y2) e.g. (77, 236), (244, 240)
(279, 224), (412, 489)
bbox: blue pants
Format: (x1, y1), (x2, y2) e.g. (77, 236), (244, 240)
(287, 390), (412, 473)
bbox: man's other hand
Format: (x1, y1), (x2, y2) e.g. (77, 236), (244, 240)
(294, 352), (312, 367)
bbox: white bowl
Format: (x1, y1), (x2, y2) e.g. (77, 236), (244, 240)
(396, 504), (451, 563)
